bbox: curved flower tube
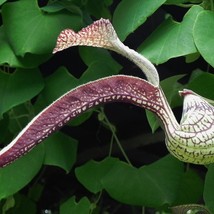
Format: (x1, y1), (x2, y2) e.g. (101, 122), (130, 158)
(0, 19), (214, 167)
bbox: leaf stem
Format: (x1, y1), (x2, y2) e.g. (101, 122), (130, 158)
(97, 107), (132, 166)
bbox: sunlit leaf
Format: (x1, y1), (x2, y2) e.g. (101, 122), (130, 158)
(113, 0), (166, 41)
(0, 26), (51, 68)
(0, 0), (6, 6)
(2, 0), (83, 56)
(193, 10), (214, 67)
(138, 5), (202, 64)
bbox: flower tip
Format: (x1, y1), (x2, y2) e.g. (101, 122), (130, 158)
(179, 89), (194, 97)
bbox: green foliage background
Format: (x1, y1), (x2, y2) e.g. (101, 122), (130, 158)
(0, 0), (214, 213)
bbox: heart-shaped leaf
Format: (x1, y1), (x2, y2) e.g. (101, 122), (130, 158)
(113, 0), (166, 41)
(0, 68), (44, 117)
(44, 132), (78, 173)
(193, 10), (214, 67)
(138, 5), (202, 64)
(2, 0), (83, 56)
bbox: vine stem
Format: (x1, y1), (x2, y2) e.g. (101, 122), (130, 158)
(97, 107), (133, 166)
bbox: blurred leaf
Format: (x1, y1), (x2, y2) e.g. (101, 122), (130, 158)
(28, 184), (44, 202)
(171, 204), (211, 214)
(113, 0), (166, 41)
(193, 10), (214, 67)
(10, 194), (37, 214)
(2, 0), (83, 56)
(85, 0), (112, 19)
(187, 72), (214, 99)
(185, 52), (200, 63)
(0, 0), (6, 6)
(44, 132), (78, 173)
(60, 196), (91, 214)
(0, 144), (44, 200)
(204, 164), (214, 213)
(175, 169), (204, 204)
(0, 69), (44, 117)
(41, 2), (65, 13)
(102, 155), (184, 207)
(0, 114), (11, 144)
(2, 196), (15, 214)
(75, 157), (118, 194)
(138, 5), (202, 64)
(165, 0), (189, 4)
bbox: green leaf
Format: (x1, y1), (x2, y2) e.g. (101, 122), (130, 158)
(113, 0), (166, 41)
(185, 52), (200, 63)
(145, 110), (160, 133)
(79, 47), (121, 71)
(0, 26), (51, 68)
(60, 196), (91, 214)
(187, 72), (214, 99)
(75, 157), (118, 194)
(175, 169), (204, 204)
(138, 5), (202, 64)
(2, 196), (15, 214)
(101, 155), (184, 207)
(35, 67), (79, 109)
(0, 144), (44, 200)
(85, 0), (112, 19)
(44, 132), (78, 173)
(161, 74), (184, 108)
(0, 69), (44, 117)
(193, 10), (214, 67)
(0, 0), (7, 6)
(204, 164), (214, 213)
(2, 0), (83, 56)
(0, 27), (23, 67)
(77, 155), (183, 207)
(79, 47), (121, 85)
